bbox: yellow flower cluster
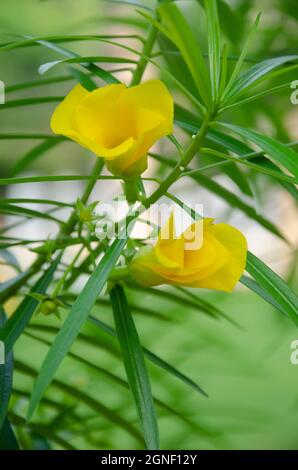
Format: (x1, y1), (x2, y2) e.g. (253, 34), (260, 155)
(51, 81), (247, 291)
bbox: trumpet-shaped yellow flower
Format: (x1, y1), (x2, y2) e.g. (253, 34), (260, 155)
(129, 214), (247, 292)
(51, 80), (173, 177)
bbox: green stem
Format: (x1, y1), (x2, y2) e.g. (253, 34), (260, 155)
(52, 245), (85, 297)
(61, 159), (103, 235)
(143, 111), (216, 209)
(123, 179), (142, 203)
(109, 266), (130, 282)
(129, 24), (158, 87)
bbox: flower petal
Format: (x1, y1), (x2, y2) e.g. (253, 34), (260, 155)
(126, 80), (174, 137)
(191, 223), (247, 291)
(76, 83), (131, 150)
(155, 212), (184, 268)
(51, 84), (89, 142)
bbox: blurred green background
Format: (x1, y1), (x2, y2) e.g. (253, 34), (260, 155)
(0, 0), (298, 450)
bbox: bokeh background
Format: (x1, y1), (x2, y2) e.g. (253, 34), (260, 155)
(0, 0), (298, 449)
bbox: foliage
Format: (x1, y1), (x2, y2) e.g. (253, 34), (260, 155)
(0, 0), (297, 450)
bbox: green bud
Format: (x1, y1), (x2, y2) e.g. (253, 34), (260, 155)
(76, 199), (98, 223)
(31, 240), (56, 255)
(40, 299), (57, 316)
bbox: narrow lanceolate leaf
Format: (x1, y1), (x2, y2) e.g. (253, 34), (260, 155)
(0, 174), (120, 187)
(219, 122), (298, 179)
(0, 255), (61, 353)
(240, 275), (287, 317)
(223, 55), (298, 103)
(0, 133), (61, 140)
(0, 34), (142, 51)
(204, 0), (221, 100)
(38, 56), (136, 76)
(246, 252), (298, 326)
(141, 3), (211, 107)
(0, 202), (63, 224)
(27, 236), (129, 421)
(0, 96), (62, 110)
(110, 285), (159, 450)
(0, 249), (20, 271)
(222, 13), (261, 102)
(24, 36), (121, 84)
(199, 148), (298, 184)
(67, 66), (97, 92)
(88, 315), (207, 397)
(253, 157), (298, 202)
(0, 308), (13, 430)
(175, 106), (298, 199)
(151, 153), (285, 241)
(0, 418), (19, 450)
(16, 360), (142, 444)
(11, 138), (64, 176)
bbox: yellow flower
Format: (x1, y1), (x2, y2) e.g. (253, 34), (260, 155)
(129, 214), (247, 292)
(51, 80), (173, 177)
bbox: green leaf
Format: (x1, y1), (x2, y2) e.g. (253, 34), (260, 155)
(221, 81), (292, 111)
(222, 13), (261, 102)
(190, 173), (286, 241)
(217, 0), (242, 43)
(0, 249), (20, 271)
(175, 107), (298, 199)
(11, 138), (64, 177)
(0, 418), (19, 450)
(240, 275), (287, 317)
(0, 174), (121, 187)
(253, 157), (298, 202)
(0, 133), (62, 140)
(27, 236), (129, 421)
(246, 252), (298, 326)
(2, 198), (72, 208)
(223, 55), (298, 103)
(199, 148), (298, 184)
(23, 37), (121, 84)
(0, 202), (63, 224)
(38, 56), (136, 76)
(141, 3), (211, 107)
(0, 34), (141, 52)
(174, 286), (241, 328)
(0, 96), (62, 110)
(16, 360), (142, 444)
(108, 0), (152, 9)
(6, 74), (80, 93)
(88, 315), (207, 397)
(0, 255), (61, 353)
(220, 122), (298, 179)
(26, 324), (204, 431)
(0, 308), (13, 430)
(151, 153), (286, 241)
(110, 284), (159, 450)
(9, 410), (76, 450)
(174, 106), (253, 196)
(67, 66), (97, 91)
(204, 0), (221, 101)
